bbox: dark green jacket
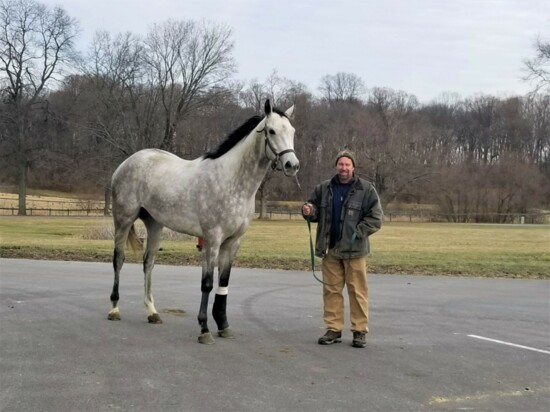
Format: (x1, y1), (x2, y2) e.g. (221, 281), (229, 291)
(303, 175), (383, 258)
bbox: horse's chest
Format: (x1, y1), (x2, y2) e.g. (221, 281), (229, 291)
(205, 196), (252, 228)
(214, 201), (251, 221)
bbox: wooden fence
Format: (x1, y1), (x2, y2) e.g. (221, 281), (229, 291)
(1, 206), (548, 224)
(0, 207), (106, 216)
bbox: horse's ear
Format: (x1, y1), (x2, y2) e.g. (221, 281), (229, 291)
(264, 99), (272, 115)
(285, 104), (295, 119)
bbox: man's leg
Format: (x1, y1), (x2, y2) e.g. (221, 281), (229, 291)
(321, 249), (346, 332)
(344, 256), (369, 333)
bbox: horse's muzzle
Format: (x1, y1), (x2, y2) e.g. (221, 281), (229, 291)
(283, 158), (300, 176)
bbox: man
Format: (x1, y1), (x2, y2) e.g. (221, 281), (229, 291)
(302, 150), (383, 348)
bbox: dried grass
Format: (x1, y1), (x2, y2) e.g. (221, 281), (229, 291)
(81, 221), (193, 241)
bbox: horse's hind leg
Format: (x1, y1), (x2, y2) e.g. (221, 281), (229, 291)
(108, 220), (134, 321)
(142, 214), (163, 324)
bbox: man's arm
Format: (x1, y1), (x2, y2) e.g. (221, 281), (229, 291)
(356, 186), (383, 238)
(302, 185), (322, 222)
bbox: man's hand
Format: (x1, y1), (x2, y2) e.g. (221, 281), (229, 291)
(302, 202), (313, 216)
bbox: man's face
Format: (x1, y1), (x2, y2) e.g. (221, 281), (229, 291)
(336, 156), (354, 183)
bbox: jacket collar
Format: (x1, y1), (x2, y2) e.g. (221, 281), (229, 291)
(330, 174), (363, 189)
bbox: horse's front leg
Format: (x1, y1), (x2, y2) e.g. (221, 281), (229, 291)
(197, 242), (218, 344)
(212, 236), (242, 339)
(212, 266), (232, 338)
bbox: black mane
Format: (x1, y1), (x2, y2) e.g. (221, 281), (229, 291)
(203, 115), (264, 160)
(202, 108), (288, 160)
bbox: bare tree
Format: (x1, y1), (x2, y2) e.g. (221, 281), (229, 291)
(240, 71), (308, 113)
(75, 30), (165, 213)
(319, 72), (365, 103)
(0, 0), (79, 214)
(143, 19), (236, 153)
(363, 87), (428, 206)
(524, 37), (550, 93)
(523, 94), (550, 168)
(82, 31), (160, 155)
(239, 79), (266, 112)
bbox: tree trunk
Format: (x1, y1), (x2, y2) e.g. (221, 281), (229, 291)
(17, 158), (27, 216)
(160, 120), (176, 153)
(103, 185), (111, 216)
(259, 189), (269, 219)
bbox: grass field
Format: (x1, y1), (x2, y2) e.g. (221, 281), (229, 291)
(0, 217), (548, 278)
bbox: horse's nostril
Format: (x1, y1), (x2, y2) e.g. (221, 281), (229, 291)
(285, 161), (292, 170)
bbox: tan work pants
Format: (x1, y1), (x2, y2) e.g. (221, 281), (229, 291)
(321, 249), (369, 333)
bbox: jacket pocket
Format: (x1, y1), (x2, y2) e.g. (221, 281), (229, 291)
(344, 201), (362, 225)
(338, 201), (366, 254)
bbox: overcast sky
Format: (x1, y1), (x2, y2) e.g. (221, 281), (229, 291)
(42, 0), (550, 103)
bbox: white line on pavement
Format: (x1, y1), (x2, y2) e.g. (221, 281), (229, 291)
(468, 334), (550, 355)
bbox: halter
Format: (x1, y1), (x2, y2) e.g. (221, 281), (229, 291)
(257, 127), (297, 171)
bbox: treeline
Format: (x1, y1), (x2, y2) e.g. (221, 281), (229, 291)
(1, 0), (549, 222)
(4, 81), (550, 222)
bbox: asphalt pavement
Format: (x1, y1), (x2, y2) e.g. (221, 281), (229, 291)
(1, 259), (549, 412)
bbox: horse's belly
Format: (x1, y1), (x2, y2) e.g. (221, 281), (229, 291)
(143, 201), (201, 236)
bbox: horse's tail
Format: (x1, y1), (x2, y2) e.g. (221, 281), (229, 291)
(127, 224), (143, 254)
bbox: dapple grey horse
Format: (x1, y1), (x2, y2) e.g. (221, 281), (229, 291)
(108, 100), (299, 344)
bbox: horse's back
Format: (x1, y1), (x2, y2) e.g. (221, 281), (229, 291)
(113, 148), (179, 174)
(111, 149), (200, 224)
(112, 149), (196, 186)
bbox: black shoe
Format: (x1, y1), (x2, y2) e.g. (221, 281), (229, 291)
(352, 331), (367, 348)
(318, 330), (342, 345)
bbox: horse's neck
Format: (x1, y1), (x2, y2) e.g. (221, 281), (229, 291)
(223, 126), (271, 195)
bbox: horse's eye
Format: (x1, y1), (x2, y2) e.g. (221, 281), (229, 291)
(269, 129), (276, 135)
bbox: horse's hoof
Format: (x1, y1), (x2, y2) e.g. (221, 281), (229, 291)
(108, 312), (121, 321)
(218, 327), (234, 339)
(198, 332), (215, 345)
(148, 314), (163, 324)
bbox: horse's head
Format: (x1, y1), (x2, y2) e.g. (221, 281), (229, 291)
(262, 99), (300, 176)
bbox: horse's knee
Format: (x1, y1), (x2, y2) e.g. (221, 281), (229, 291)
(201, 276), (214, 293)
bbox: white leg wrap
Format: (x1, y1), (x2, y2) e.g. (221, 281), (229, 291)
(216, 286), (229, 296)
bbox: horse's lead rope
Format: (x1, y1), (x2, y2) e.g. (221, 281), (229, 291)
(306, 218), (324, 285)
(295, 176), (326, 285)
(306, 218), (356, 287)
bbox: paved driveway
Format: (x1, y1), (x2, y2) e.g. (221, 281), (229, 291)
(1, 259), (549, 411)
